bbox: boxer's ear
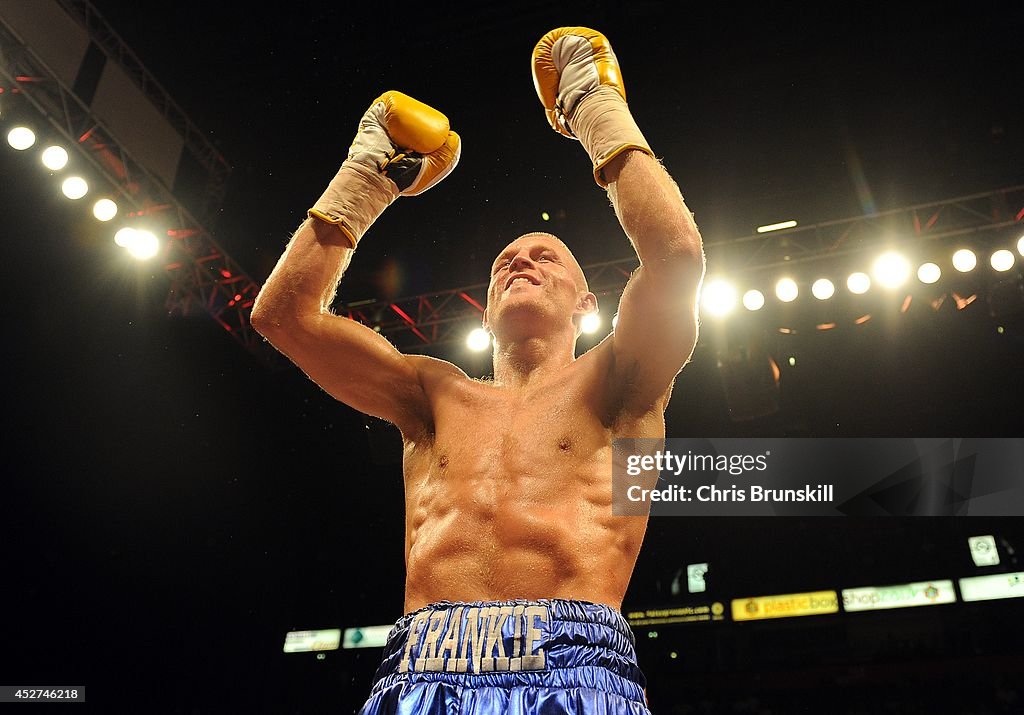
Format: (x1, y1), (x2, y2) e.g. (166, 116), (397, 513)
(574, 292), (598, 315)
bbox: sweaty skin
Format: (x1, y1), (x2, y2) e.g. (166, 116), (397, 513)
(251, 150), (705, 614)
(400, 288), (665, 612)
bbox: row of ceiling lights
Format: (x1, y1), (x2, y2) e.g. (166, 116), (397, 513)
(6, 124), (161, 259)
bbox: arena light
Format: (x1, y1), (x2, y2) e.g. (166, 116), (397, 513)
(93, 198), (118, 222)
(701, 278), (738, 316)
(990, 249), (1015, 272)
(1018, 235), (1024, 256)
(756, 220), (798, 234)
(114, 227), (136, 247)
(742, 289), (765, 311)
(466, 327), (491, 352)
(774, 278), (798, 303)
(811, 278), (835, 300)
(872, 251), (911, 289)
(125, 228), (160, 259)
(41, 145), (69, 170)
(952, 248), (977, 272)
(917, 262), (941, 284)
(847, 272), (871, 295)
(580, 312), (601, 334)
(61, 176), (89, 200)
(7, 125), (35, 150)
(112, 225), (160, 259)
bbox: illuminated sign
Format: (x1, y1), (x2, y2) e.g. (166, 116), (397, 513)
(626, 602), (725, 626)
(282, 628), (342, 653)
(842, 580), (956, 612)
(959, 572), (1024, 602)
(731, 590), (839, 621)
(687, 563), (709, 593)
(341, 625), (393, 649)
(968, 535), (1000, 567)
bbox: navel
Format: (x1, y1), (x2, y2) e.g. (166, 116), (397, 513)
(558, 438), (571, 451)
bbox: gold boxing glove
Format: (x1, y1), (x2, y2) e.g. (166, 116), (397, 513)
(309, 91), (461, 247)
(532, 27), (653, 187)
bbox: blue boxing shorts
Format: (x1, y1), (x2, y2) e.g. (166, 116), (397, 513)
(357, 599), (652, 715)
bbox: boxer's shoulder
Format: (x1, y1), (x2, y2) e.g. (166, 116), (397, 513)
(407, 354), (481, 405)
(407, 354), (470, 382)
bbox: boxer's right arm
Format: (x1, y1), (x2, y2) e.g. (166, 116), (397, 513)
(251, 92), (460, 435)
(252, 219), (433, 435)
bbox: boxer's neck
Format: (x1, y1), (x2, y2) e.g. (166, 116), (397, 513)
(491, 333), (576, 388)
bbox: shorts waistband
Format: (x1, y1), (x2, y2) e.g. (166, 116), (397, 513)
(367, 598), (646, 700)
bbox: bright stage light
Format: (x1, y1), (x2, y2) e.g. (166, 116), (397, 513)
(61, 176), (88, 199)
(701, 279), (737, 316)
(952, 249), (977, 272)
(756, 220), (798, 234)
(917, 262), (941, 284)
(847, 272), (870, 294)
(93, 198), (118, 221)
(872, 251), (911, 288)
(41, 145), (69, 170)
(1018, 235), (1024, 256)
(811, 278), (835, 300)
(990, 249), (1015, 272)
(7, 126), (35, 150)
(114, 227), (136, 247)
(580, 312), (601, 334)
(775, 278), (798, 303)
(120, 228), (159, 259)
(743, 289), (765, 311)
(127, 229), (159, 259)
(466, 327), (491, 351)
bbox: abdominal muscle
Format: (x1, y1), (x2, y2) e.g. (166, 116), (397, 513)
(401, 434), (650, 614)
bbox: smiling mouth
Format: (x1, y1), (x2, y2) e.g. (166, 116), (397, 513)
(504, 275), (539, 291)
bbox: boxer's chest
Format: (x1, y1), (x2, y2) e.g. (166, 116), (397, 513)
(428, 372), (609, 475)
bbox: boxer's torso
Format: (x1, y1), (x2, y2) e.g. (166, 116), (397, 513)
(400, 343), (664, 614)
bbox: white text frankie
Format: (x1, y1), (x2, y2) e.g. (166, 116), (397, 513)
(398, 604), (550, 674)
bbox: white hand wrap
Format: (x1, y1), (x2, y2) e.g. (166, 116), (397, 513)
(533, 27), (654, 187)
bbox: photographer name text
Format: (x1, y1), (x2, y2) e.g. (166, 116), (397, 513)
(623, 449), (834, 504)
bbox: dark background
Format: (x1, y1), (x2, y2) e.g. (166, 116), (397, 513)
(2, 1), (1023, 713)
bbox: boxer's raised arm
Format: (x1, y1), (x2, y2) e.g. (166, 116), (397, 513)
(532, 28), (705, 411)
(251, 91), (460, 435)
(603, 150), (704, 409)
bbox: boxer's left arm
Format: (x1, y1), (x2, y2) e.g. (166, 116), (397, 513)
(532, 28), (706, 411)
(603, 149), (705, 411)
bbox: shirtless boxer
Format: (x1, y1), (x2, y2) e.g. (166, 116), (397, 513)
(251, 27), (705, 715)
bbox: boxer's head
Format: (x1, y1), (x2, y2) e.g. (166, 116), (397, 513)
(483, 232), (597, 344)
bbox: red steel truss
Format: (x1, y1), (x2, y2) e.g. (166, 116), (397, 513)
(335, 185), (1024, 353)
(3, 3), (1021, 366)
